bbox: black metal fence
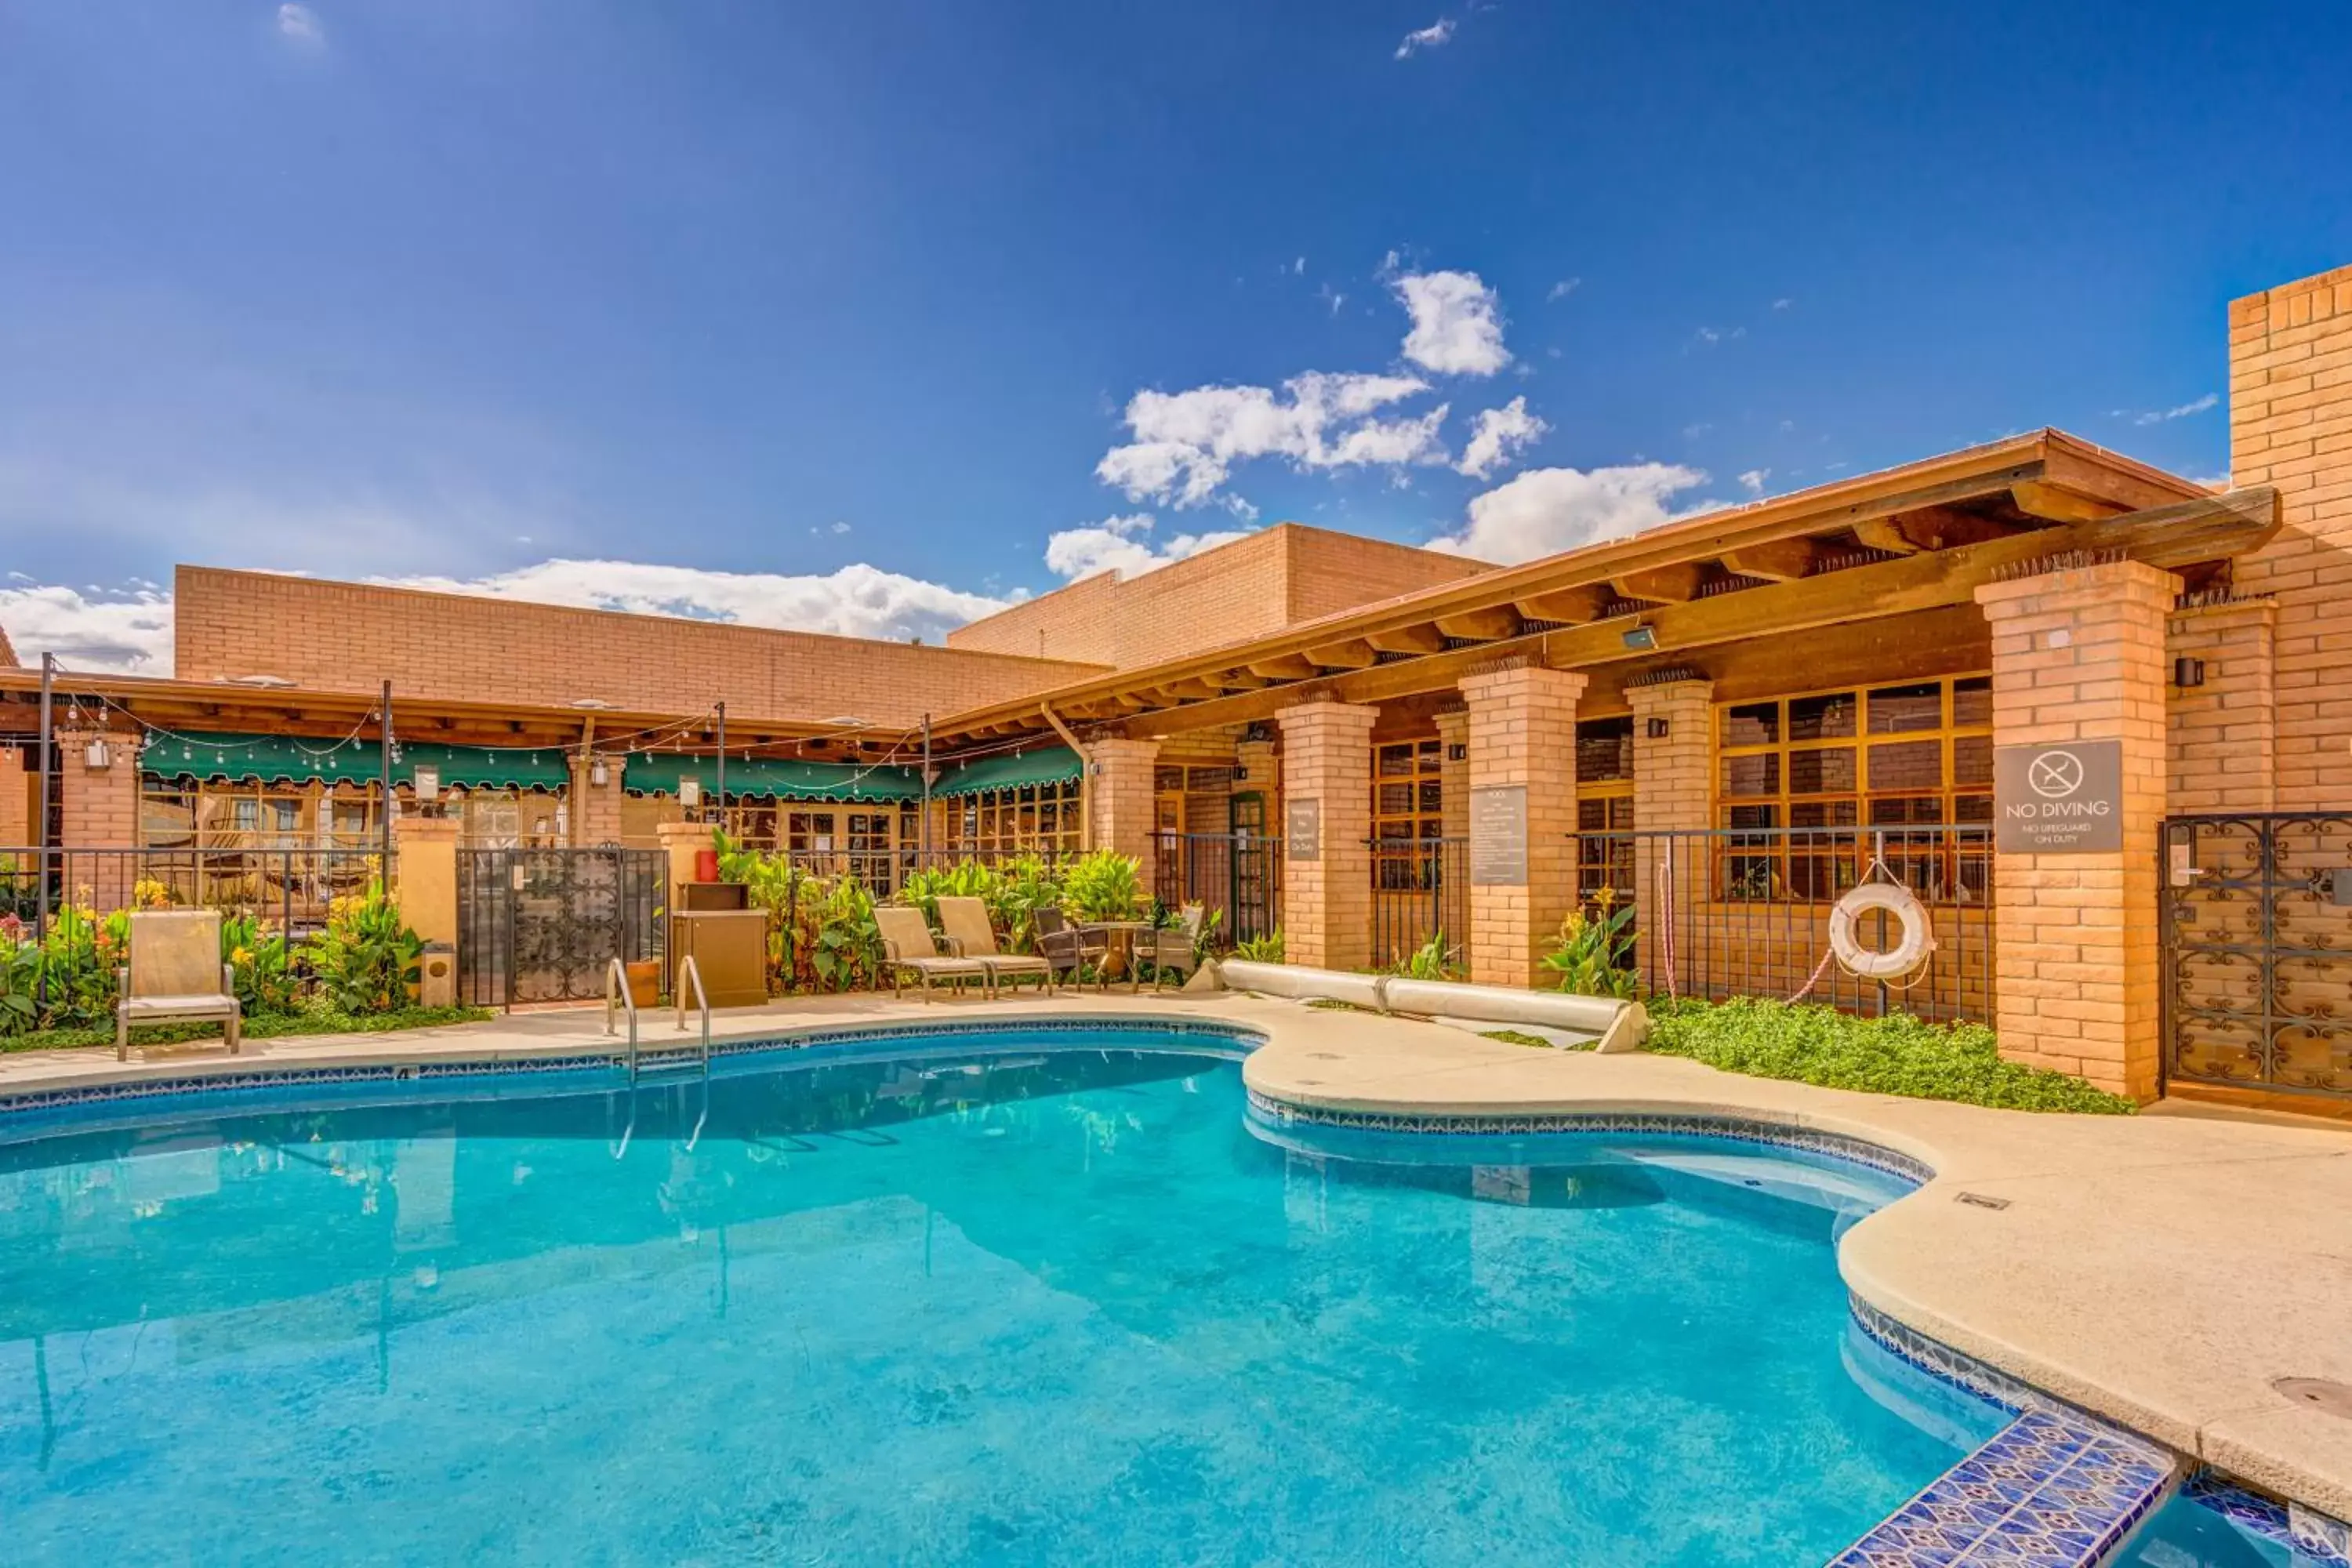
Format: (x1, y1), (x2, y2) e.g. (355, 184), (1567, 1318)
(2161, 812), (2352, 1100)
(457, 847), (665, 1007)
(1611, 826), (1996, 1025)
(1367, 837), (1468, 971)
(1, 846), (393, 936)
(1150, 833), (1283, 947)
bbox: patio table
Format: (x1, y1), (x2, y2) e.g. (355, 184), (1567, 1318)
(1078, 920), (1154, 991)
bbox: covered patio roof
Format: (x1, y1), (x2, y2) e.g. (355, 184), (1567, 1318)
(924, 430), (2277, 750)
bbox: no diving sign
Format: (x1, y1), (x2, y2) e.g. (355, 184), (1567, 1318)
(1993, 740), (2125, 854)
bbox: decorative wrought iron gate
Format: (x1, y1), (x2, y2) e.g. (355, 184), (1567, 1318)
(1150, 833), (1282, 946)
(458, 848), (666, 1007)
(2161, 813), (2352, 1100)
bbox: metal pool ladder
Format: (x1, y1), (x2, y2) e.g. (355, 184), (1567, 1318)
(606, 956), (713, 1083)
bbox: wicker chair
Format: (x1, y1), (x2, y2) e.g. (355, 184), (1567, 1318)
(1034, 908), (1107, 992)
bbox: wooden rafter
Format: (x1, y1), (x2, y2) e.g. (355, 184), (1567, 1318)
(1302, 638), (1378, 670)
(1364, 623), (1448, 656)
(1512, 585), (1613, 623)
(1610, 563), (1705, 602)
(1718, 538), (1819, 582)
(1433, 606), (1523, 641)
(2011, 481), (2128, 524)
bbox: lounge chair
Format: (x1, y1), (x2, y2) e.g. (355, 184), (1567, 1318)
(874, 906), (992, 1001)
(1033, 907), (1105, 992)
(936, 897), (1055, 998)
(116, 909), (241, 1062)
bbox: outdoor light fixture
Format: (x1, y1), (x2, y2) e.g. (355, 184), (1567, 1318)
(589, 756), (610, 787)
(1647, 717), (1671, 739)
(413, 765), (440, 801)
(1622, 624), (1659, 652)
(2174, 656), (2208, 688)
(679, 778), (702, 808)
(83, 737), (111, 769)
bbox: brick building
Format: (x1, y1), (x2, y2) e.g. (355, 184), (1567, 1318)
(7, 260), (2351, 1105)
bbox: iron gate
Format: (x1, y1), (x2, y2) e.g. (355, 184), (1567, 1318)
(459, 848), (666, 1007)
(1367, 837), (1468, 971)
(2161, 813), (2352, 1100)
(1150, 833), (1282, 946)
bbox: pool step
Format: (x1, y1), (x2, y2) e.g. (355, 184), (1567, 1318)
(1828, 1403), (2177, 1566)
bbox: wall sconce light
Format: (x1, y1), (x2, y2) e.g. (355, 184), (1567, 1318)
(413, 764), (441, 801)
(83, 737), (112, 770)
(1621, 624), (1659, 652)
(1446, 742), (1468, 762)
(2173, 656), (2207, 688)
(589, 755), (610, 788)
(1646, 717), (1671, 739)
(679, 778), (702, 808)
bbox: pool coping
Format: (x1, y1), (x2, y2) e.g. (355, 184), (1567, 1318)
(2, 989), (2349, 1557)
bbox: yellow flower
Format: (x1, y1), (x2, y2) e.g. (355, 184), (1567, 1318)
(231, 946), (253, 967)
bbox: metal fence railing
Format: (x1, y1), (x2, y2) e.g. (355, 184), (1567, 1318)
(1602, 826), (1996, 1025)
(2, 846), (395, 938)
(1150, 833), (1283, 946)
(1367, 836), (1468, 972)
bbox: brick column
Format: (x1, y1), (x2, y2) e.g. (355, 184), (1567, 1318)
(1432, 707), (1471, 844)
(1976, 561), (2176, 1102)
(0, 745), (29, 847)
(1084, 737), (1161, 873)
(570, 752), (626, 846)
(655, 820), (707, 913)
(1459, 666), (1584, 987)
(392, 815), (460, 950)
(1276, 701), (1377, 971)
(2228, 264), (2352, 811)
(1627, 677), (1714, 992)
(2167, 599), (2276, 814)
(58, 731), (140, 912)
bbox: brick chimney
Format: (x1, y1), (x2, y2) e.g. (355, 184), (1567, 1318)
(2229, 264), (2352, 810)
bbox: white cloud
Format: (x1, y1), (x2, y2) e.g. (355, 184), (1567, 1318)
(1293, 256), (1306, 275)
(1738, 468), (1770, 495)
(1317, 283), (1346, 316)
(1096, 371), (1445, 508)
(1546, 278), (1582, 303)
(376, 558), (1007, 643)
(1395, 17), (1456, 57)
(276, 3), (324, 45)
(2113, 392), (2219, 426)
(1429, 463), (1712, 564)
(1392, 269), (1510, 376)
(1457, 397), (1548, 479)
(0, 583), (176, 673)
(1042, 515), (1252, 582)
(1772, 297), (1794, 311)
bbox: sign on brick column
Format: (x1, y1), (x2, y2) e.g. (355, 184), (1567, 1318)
(1626, 677), (1714, 994)
(1460, 666), (1585, 987)
(1083, 737), (1161, 879)
(1275, 702), (1377, 971)
(1975, 561), (2175, 1102)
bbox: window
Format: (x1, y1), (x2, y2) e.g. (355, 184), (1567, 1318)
(1370, 739), (1443, 843)
(1574, 717), (1635, 906)
(946, 779), (1083, 862)
(1713, 675), (1993, 903)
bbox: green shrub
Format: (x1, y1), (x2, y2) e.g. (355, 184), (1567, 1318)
(301, 878), (423, 1015)
(1232, 927), (1284, 964)
(1644, 997), (2136, 1114)
(1539, 893), (1637, 999)
(4, 1004), (494, 1055)
(1380, 930), (1461, 981)
(1061, 850), (1145, 923)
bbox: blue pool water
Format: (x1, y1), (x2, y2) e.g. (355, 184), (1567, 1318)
(0, 1032), (2292, 1565)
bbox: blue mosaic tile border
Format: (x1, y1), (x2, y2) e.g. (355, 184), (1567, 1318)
(1242, 1088), (1938, 1187)
(0, 1016), (1268, 1123)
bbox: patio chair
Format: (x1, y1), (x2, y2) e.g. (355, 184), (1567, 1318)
(1142, 924), (1200, 991)
(936, 897), (1055, 999)
(873, 906), (991, 1002)
(1033, 907), (1106, 993)
(116, 909), (241, 1062)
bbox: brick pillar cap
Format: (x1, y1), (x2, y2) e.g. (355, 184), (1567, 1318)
(1974, 557), (2180, 609)
(655, 821), (710, 844)
(393, 816), (461, 844)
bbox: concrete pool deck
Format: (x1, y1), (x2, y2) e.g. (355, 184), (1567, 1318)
(2, 989), (2347, 1523)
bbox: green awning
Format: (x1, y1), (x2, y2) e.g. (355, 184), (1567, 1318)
(620, 753), (923, 803)
(140, 732), (570, 792)
(932, 746), (1083, 798)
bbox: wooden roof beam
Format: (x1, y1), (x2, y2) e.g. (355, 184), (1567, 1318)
(1512, 585), (1613, 623)
(1303, 639), (1378, 670)
(1719, 538), (1820, 582)
(1610, 564), (1705, 602)
(1852, 517), (1922, 554)
(1364, 623), (1448, 656)
(1433, 606), (1523, 641)
(2011, 481), (2129, 524)
(1246, 652), (1319, 681)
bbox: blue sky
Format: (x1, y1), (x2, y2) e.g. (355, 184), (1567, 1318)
(5, 0), (2350, 671)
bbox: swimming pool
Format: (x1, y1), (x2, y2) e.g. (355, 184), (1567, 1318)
(0, 1027), (2296, 1564)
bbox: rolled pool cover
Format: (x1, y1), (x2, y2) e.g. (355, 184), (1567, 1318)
(1216, 961), (1646, 1053)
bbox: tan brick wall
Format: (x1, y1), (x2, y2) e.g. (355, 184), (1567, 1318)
(174, 568), (1109, 728)
(1433, 710), (1470, 844)
(2228, 263), (2352, 811)
(946, 523), (1486, 668)
(1276, 701), (1378, 971)
(1976, 561), (2176, 1102)
(58, 731), (140, 908)
(1627, 679), (1714, 985)
(2167, 600), (2277, 814)
(1460, 666), (1584, 987)
(0, 746), (30, 846)
(570, 754), (628, 846)
(1084, 738), (1161, 877)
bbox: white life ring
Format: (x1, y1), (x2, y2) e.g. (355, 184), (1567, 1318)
(1828, 881), (1936, 980)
